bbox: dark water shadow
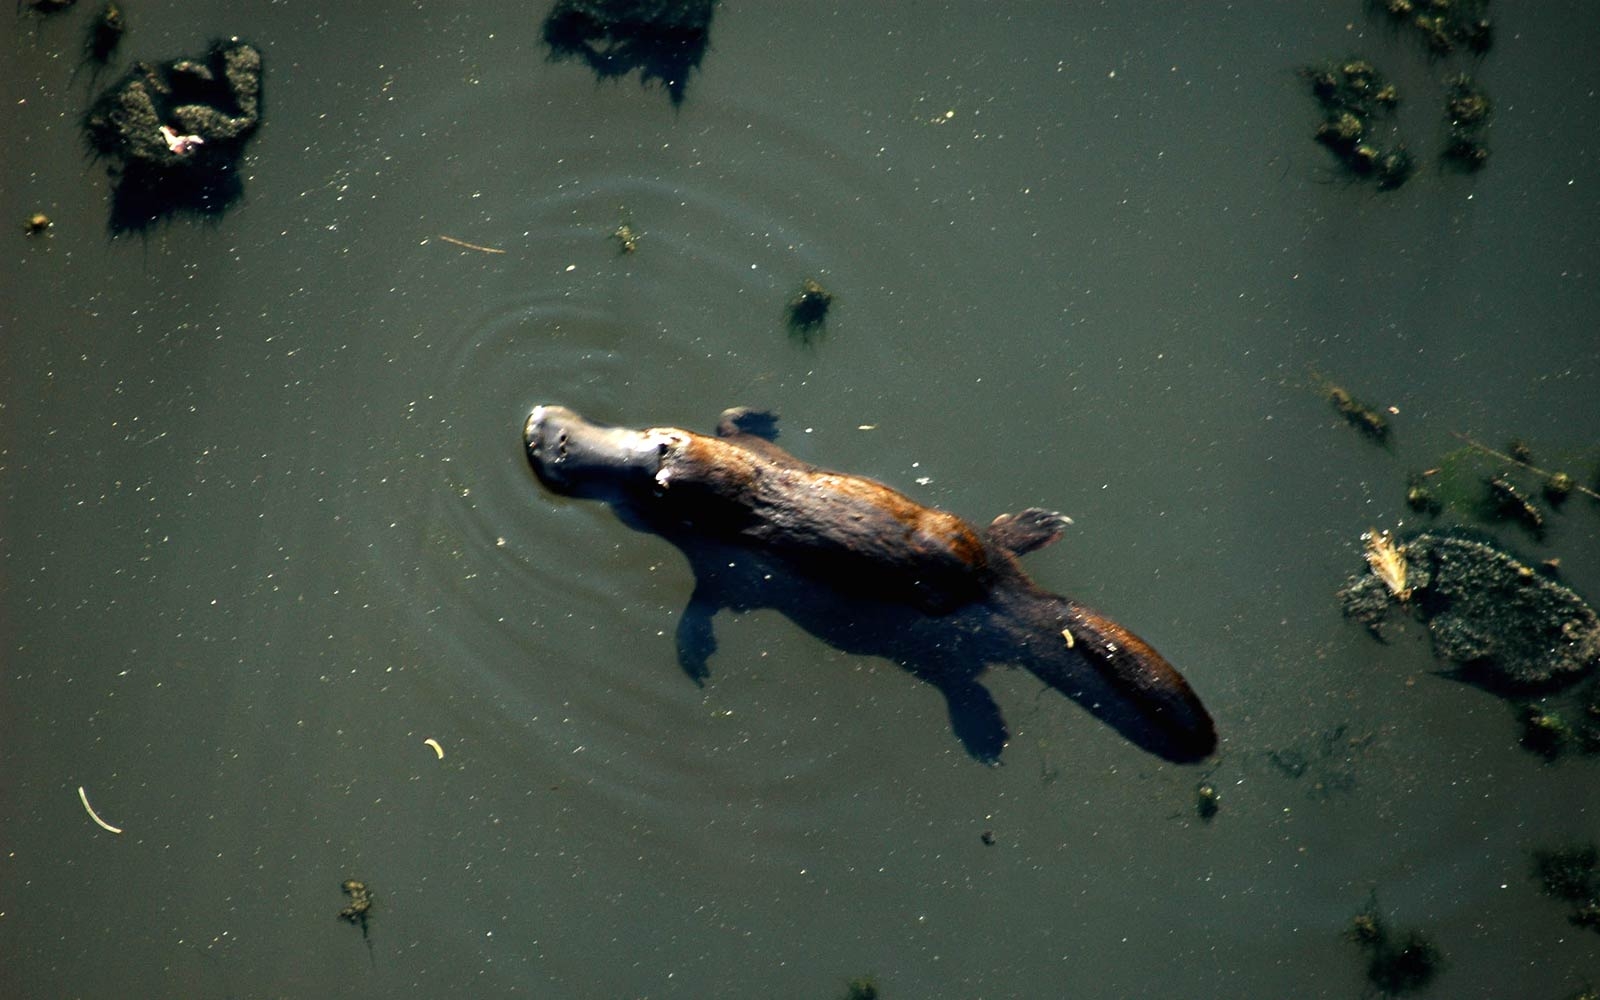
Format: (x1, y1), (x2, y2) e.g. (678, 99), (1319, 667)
(100, 160), (249, 234)
(61, 2), (127, 93)
(541, 0), (714, 107)
(654, 531), (1215, 765)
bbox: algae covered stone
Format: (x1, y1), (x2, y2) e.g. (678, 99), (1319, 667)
(1340, 531), (1600, 690)
(84, 39), (264, 230)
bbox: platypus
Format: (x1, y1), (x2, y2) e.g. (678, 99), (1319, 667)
(523, 404), (1217, 763)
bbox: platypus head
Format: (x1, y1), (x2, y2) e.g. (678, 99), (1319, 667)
(524, 405), (681, 498)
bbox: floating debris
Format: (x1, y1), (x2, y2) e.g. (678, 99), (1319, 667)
(87, 3), (125, 64)
(1445, 76), (1490, 125)
(338, 878), (374, 937)
(1544, 471), (1576, 505)
(437, 234), (506, 255)
(1194, 782), (1220, 821)
(1520, 706), (1571, 759)
(1348, 907), (1384, 947)
(1451, 432), (1600, 503)
(1312, 372), (1391, 443)
(24, 213), (51, 236)
(1314, 3), (1495, 188)
(1363, 529), (1412, 602)
(612, 221), (640, 254)
(1339, 530), (1600, 690)
(84, 39), (264, 232)
(1371, 0), (1494, 57)
(423, 737), (445, 759)
(786, 277), (834, 342)
(1331, 386), (1391, 440)
(1442, 74), (1492, 171)
(1519, 676), (1600, 761)
(77, 785), (123, 834)
(1486, 473), (1544, 537)
(1412, 433), (1600, 527)
(1303, 59), (1414, 190)
(1405, 473), (1442, 516)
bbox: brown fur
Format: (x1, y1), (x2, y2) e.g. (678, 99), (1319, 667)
(659, 431), (993, 611)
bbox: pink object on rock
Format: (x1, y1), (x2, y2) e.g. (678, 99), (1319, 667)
(159, 124), (205, 156)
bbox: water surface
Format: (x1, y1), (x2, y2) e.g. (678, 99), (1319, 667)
(4, 2), (1599, 997)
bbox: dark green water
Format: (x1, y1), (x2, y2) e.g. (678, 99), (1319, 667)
(4, 2), (1598, 997)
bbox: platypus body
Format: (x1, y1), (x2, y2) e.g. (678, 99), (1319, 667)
(523, 404), (1216, 763)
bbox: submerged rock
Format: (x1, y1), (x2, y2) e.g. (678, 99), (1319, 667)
(1339, 531), (1600, 690)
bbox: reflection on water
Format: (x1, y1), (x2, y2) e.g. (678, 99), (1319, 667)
(4, 1), (1599, 997)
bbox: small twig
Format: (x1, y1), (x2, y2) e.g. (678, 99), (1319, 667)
(436, 234), (506, 255)
(1451, 431), (1600, 501)
(78, 785), (124, 834)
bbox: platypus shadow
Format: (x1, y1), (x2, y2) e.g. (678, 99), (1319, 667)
(524, 405), (1217, 765)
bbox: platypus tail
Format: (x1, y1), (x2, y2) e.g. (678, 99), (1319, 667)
(1000, 587), (1217, 762)
(1059, 597), (1217, 760)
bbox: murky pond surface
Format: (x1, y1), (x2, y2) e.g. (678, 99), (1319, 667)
(4, 3), (1599, 997)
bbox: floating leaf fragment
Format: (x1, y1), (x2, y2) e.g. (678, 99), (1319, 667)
(1362, 528), (1411, 601)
